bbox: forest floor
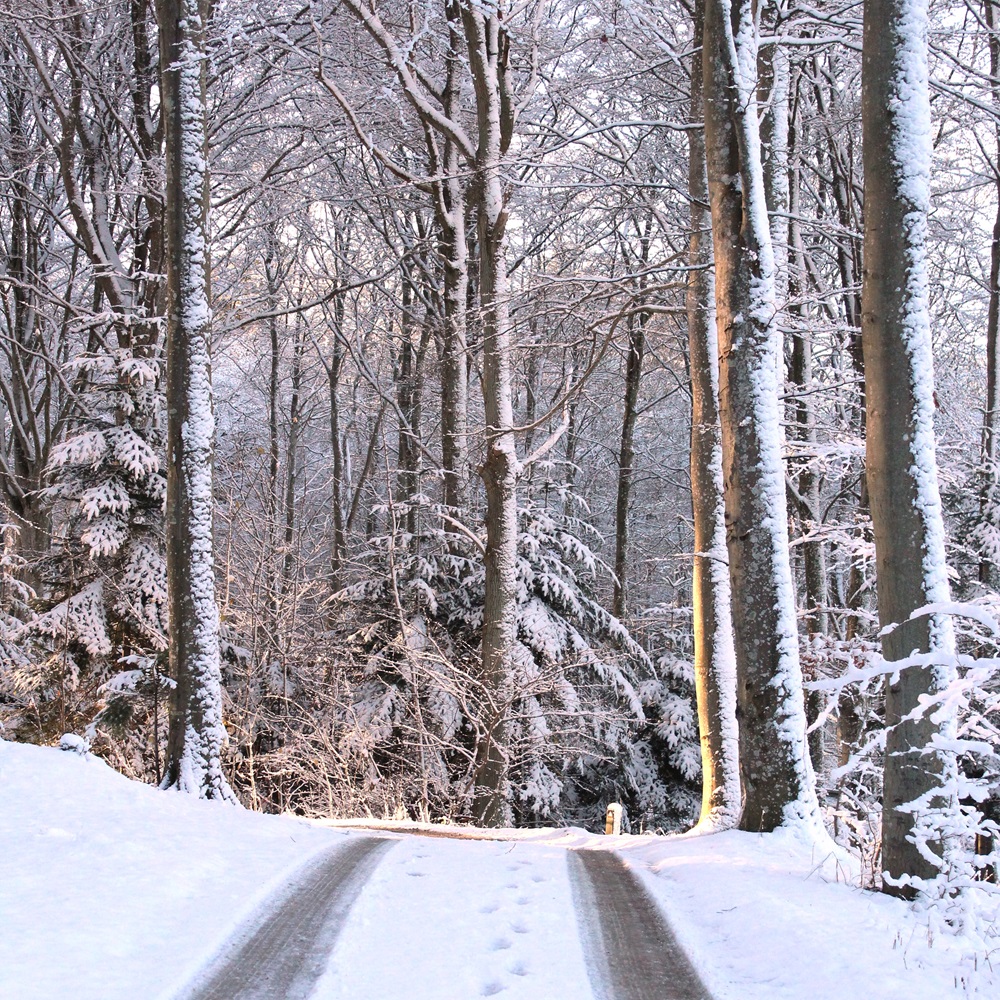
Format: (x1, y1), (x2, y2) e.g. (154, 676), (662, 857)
(0, 739), (993, 999)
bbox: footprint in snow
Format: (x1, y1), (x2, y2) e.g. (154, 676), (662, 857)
(480, 901), (500, 914)
(490, 938), (512, 952)
(516, 895), (530, 906)
(530, 874), (546, 883)
(406, 871), (427, 877)
(481, 982), (506, 996)
(509, 920), (529, 934)
(508, 961), (529, 977)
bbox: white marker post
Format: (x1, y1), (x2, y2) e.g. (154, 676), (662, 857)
(605, 802), (623, 835)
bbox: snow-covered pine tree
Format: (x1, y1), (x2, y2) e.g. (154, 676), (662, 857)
(335, 481), (700, 831)
(19, 350), (169, 761)
(0, 518), (34, 712)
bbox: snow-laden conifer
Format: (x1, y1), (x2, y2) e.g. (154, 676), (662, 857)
(335, 487), (700, 831)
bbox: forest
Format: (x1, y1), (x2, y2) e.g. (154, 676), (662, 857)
(1, 0), (999, 930)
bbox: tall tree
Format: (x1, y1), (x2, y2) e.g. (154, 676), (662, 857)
(980, 0), (1000, 589)
(688, 0), (741, 831)
(157, 0), (233, 799)
(461, 1), (520, 826)
(703, 0), (820, 831)
(861, 0), (958, 894)
(612, 216), (652, 623)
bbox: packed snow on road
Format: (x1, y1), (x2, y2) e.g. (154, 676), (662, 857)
(0, 739), (990, 999)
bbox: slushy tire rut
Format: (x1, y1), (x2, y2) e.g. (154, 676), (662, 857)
(569, 849), (713, 1000)
(178, 836), (393, 1000)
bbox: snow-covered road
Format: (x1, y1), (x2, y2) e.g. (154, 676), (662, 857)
(174, 829), (710, 1000)
(1, 740), (993, 999)
(179, 837), (394, 1000)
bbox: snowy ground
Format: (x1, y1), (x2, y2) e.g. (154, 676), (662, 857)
(0, 738), (992, 999)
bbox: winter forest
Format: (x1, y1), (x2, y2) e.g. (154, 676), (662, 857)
(3, 0), (1000, 940)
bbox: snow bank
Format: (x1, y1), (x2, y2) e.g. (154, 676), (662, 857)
(593, 827), (989, 999)
(0, 740), (340, 1000)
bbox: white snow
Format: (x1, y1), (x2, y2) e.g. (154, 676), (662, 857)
(0, 740), (992, 999)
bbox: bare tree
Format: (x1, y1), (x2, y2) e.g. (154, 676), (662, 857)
(157, 0), (233, 800)
(703, 0), (820, 831)
(688, 0), (741, 831)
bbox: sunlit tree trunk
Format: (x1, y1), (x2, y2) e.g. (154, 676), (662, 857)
(704, 0), (820, 832)
(688, 0), (741, 831)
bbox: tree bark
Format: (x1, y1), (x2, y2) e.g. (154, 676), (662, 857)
(688, 0), (741, 831)
(282, 323), (303, 591)
(462, 3), (518, 828)
(612, 305), (646, 622)
(861, 0), (959, 894)
(438, 3), (470, 514)
(396, 268), (421, 536)
(157, 0), (232, 800)
(981, 0), (1000, 589)
(703, 0), (820, 832)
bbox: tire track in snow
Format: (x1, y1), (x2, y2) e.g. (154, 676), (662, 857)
(176, 836), (394, 1000)
(569, 849), (713, 1000)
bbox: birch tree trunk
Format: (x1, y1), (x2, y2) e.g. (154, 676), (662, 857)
(703, 0), (820, 832)
(688, 0), (741, 831)
(861, 0), (959, 895)
(157, 0), (233, 800)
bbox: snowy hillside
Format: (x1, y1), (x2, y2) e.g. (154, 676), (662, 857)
(0, 739), (990, 999)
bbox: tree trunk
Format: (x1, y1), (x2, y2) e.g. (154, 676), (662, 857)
(157, 0), (233, 800)
(981, 0), (1000, 589)
(612, 307), (646, 621)
(758, 9), (790, 358)
(329, 312), (347, 590)
(264, 237), (282, 639)
(463, 4), (518, 828)
(688, 0), (741, 831)
(396, 270), (421, 536)
(789, 160), (827, 640)
(861, 0), (959, 895)
(703, 0), (820, 832)
(328, 221), (349, 591)
(282, 324), (303, 591)
(439, 6), (470, 515)
(788, 151), (828, 773)
(3, 77), (51, 592)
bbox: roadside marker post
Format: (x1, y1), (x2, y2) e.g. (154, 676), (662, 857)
(605, 802), (623, 835)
